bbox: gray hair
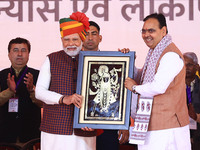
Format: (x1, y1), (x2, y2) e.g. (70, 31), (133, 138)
(183, 52), (198, 64)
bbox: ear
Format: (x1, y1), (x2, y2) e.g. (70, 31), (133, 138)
(8, 53), (11, 60)
(99, 35), (102, 42)
(195, 64), (199, 71)
(61, 37), (65, 46)
(162, 26), (167, 36)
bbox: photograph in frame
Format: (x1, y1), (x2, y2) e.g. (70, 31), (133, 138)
(73, 51), (135, 130)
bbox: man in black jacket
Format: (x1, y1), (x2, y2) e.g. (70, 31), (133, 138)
(0, 37), (42, 146)
(183, 52), (200, 150)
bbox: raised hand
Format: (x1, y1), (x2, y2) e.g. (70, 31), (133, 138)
(24, 72), (34, 92)
(7, 73), (16, 93)
(118, 48), (130, 54)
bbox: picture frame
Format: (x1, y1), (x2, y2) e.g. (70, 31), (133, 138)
(73, 51), (135, 130)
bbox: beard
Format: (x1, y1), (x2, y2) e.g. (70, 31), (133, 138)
(64, 44), (82, 57)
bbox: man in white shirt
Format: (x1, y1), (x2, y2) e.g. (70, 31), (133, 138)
(124, 13), (191, 150)
(35, 12), (96, 150)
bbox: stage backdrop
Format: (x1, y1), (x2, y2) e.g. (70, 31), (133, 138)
(0, 0), (199, 70)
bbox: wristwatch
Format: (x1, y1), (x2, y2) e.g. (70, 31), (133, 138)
(29, 86), (35, 93)
(132, 85), (138, 94)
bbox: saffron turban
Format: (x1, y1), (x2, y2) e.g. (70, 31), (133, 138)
(59, 12), (90, 41)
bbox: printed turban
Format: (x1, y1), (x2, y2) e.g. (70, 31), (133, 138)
(59, 12), (90, 41)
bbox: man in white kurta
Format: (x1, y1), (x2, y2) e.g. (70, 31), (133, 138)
(35, 12), (96, 150)
(125, 13), (191, 150)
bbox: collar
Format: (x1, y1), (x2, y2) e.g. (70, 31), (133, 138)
(12, 67), (23, 77)
(190, 79), (196, 92)
(11, 65), (27, 77)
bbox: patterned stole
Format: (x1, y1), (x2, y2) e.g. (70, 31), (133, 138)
(129, 34), (172, 145)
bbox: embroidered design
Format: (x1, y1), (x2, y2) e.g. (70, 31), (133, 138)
(141, 101), (145, 112)
(130, 35), (172, 145)
(141, 34), (172, 84)
(146, 102), (151, 112)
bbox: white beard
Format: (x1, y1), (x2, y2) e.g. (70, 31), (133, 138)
(64, 43), (82, 57)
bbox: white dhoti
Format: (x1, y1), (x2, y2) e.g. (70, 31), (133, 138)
(41, 131), (96, 150)
(138, 125), (191, 150)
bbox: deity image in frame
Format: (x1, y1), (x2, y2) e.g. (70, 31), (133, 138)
(73, 51), (135, 130)
(84, 61), (126, 121)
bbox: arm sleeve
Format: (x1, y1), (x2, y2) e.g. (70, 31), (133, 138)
(0, 88), (14, 106)
(135, 52), (184, 98)
(134, 66), (143, 84)
(35, 57), (62, 105)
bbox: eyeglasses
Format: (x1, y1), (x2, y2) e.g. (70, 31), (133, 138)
(185, 63), (196, 68)
(141, 28), (156, 34)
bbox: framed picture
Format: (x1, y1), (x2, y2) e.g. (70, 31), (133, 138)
(73, 51), (135, 130)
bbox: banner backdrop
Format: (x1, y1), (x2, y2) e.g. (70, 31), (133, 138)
(0, 0), (200, 70)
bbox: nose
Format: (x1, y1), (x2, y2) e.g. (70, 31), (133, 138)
(17, 50), (22, 56)
(68, 39), (74, 46)
(142, 32), (150, 39)
(88, 33), (93, 40)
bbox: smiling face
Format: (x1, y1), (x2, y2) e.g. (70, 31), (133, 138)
(61, 33), (82, 57)
(8, 43), (29, 71)
(142, 18), (167, 49)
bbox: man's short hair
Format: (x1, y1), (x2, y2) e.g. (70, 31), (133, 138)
(89, 21), (100, 33)
(143, 13), (168, 34)
(8, 37), (31, 53)
(183, 52), (199, 64)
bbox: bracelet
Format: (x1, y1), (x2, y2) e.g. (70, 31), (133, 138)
(29, 86), (35, 93)
(59, 96), (65, 105)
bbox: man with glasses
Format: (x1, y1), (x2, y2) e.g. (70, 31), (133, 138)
(124, 13), (191, 149)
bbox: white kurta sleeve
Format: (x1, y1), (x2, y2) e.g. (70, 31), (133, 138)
(35, 57), (62, 105)
(135, 52), (184, 98)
